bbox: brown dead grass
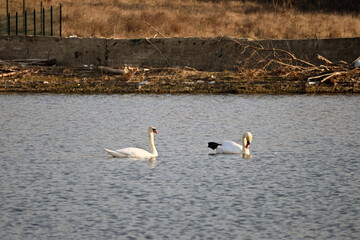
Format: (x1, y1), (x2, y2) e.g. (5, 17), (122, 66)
(1, 0), (360, 39)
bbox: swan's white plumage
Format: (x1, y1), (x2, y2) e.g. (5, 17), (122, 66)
(105, 127), (158, 159)
(104, 147), (154, 158)
(215, 141), (244, 154)
(209, 132), (253, 156)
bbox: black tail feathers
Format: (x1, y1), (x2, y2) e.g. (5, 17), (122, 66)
(208, 142), (221, 150)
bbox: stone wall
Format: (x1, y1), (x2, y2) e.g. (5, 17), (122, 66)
(0, 36), (359, 71)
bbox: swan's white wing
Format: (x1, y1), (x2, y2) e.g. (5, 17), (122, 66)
(116, 147), (153, 158)
(104, 148), (129, 158)
(105, 147), (154, 159)
(217, 141), (243, 154)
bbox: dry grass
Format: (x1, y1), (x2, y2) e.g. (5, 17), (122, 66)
(2, 63), (359, 94)
(2, 0), (360, 39)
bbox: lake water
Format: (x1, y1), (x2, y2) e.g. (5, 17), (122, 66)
(0, 94), (359, 239)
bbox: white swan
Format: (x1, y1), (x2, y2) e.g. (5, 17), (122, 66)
(208, 132), (253, 156)
(105, 127), (158, 159)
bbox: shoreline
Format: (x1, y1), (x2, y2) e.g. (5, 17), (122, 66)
(0, 65), (359, 94)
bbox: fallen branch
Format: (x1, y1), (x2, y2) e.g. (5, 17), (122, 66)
(2, 58), (56, 66)
(98, 66), (125, 74)
(307, 72), (335, 80)
(140, 36), (171, 67)
(320, 72), (347, 82)
(266, 59), (307, 70)
(317, 54), (332, 64)
(184, 66), (198, 71)
(307, 71), (347, 82)
(228, 39), (357, 84)
(231, 39), (316, 68)
(0, 69), (29, 77)
(143, 20), (167, 38)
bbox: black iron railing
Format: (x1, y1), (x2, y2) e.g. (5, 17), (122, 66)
(1, 3), (62, 36)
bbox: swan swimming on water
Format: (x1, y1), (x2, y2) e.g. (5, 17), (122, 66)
(105, 127), (158, 159)
(208, 132), (253, 156)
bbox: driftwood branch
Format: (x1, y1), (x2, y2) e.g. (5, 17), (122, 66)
(0, 58), (56, 66)
(140, 36), (171, 67)
(317, 54), (333, 65)
(307, 71), (347, 82)
(266, 59), (306, 70)
(98, 66), (125, 74)
(320, 72), (346, 82)
(233, 39), (316, 68)
(228, 38), (357, 83)
(0, 69), (30, 77)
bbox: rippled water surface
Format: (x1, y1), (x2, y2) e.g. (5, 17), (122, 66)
(0, 94), (359, 239)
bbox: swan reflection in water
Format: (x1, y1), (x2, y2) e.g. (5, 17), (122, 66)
(149, 157), (157, 168)
(208, 152), (252, 159)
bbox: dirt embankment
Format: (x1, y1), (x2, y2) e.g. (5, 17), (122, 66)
(0, 62), (359, 94)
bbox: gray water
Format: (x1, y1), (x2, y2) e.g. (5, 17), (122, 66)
(0, 94), (359, 239)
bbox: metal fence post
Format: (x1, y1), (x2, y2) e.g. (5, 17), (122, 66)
(50, 6), (53, 36)
(40, 1), (43, 35)
(59, 4), (62, 37)
(23, 0), (25, 34)
(25, 11), (27, 35)
(7, 13), (10, 35)
(42, 8), (45, 36)
(16, 12), (18, 35)
(2, 1), (62, 37)
(34, 9), (36, 35)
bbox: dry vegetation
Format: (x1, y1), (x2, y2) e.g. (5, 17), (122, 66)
(1, 0), (360, 39)
(1, 54), (359, 94)
(1, 1), (359, 94)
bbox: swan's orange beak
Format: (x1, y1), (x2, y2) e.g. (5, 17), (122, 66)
(153, 130), (158, 134)
(246, 141), (250, 149)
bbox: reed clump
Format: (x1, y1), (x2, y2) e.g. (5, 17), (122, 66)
(2, 0), (360, 39)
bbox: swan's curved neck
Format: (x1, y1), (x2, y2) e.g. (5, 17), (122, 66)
(242, 136), (250, 155)
(148, 132), (158, 157)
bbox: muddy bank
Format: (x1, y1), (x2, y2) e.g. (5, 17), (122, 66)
(0, 64), (359, 94)
(1, 35), (359, 94)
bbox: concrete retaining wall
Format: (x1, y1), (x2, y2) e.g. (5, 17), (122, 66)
(0, 36), (359, 71)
